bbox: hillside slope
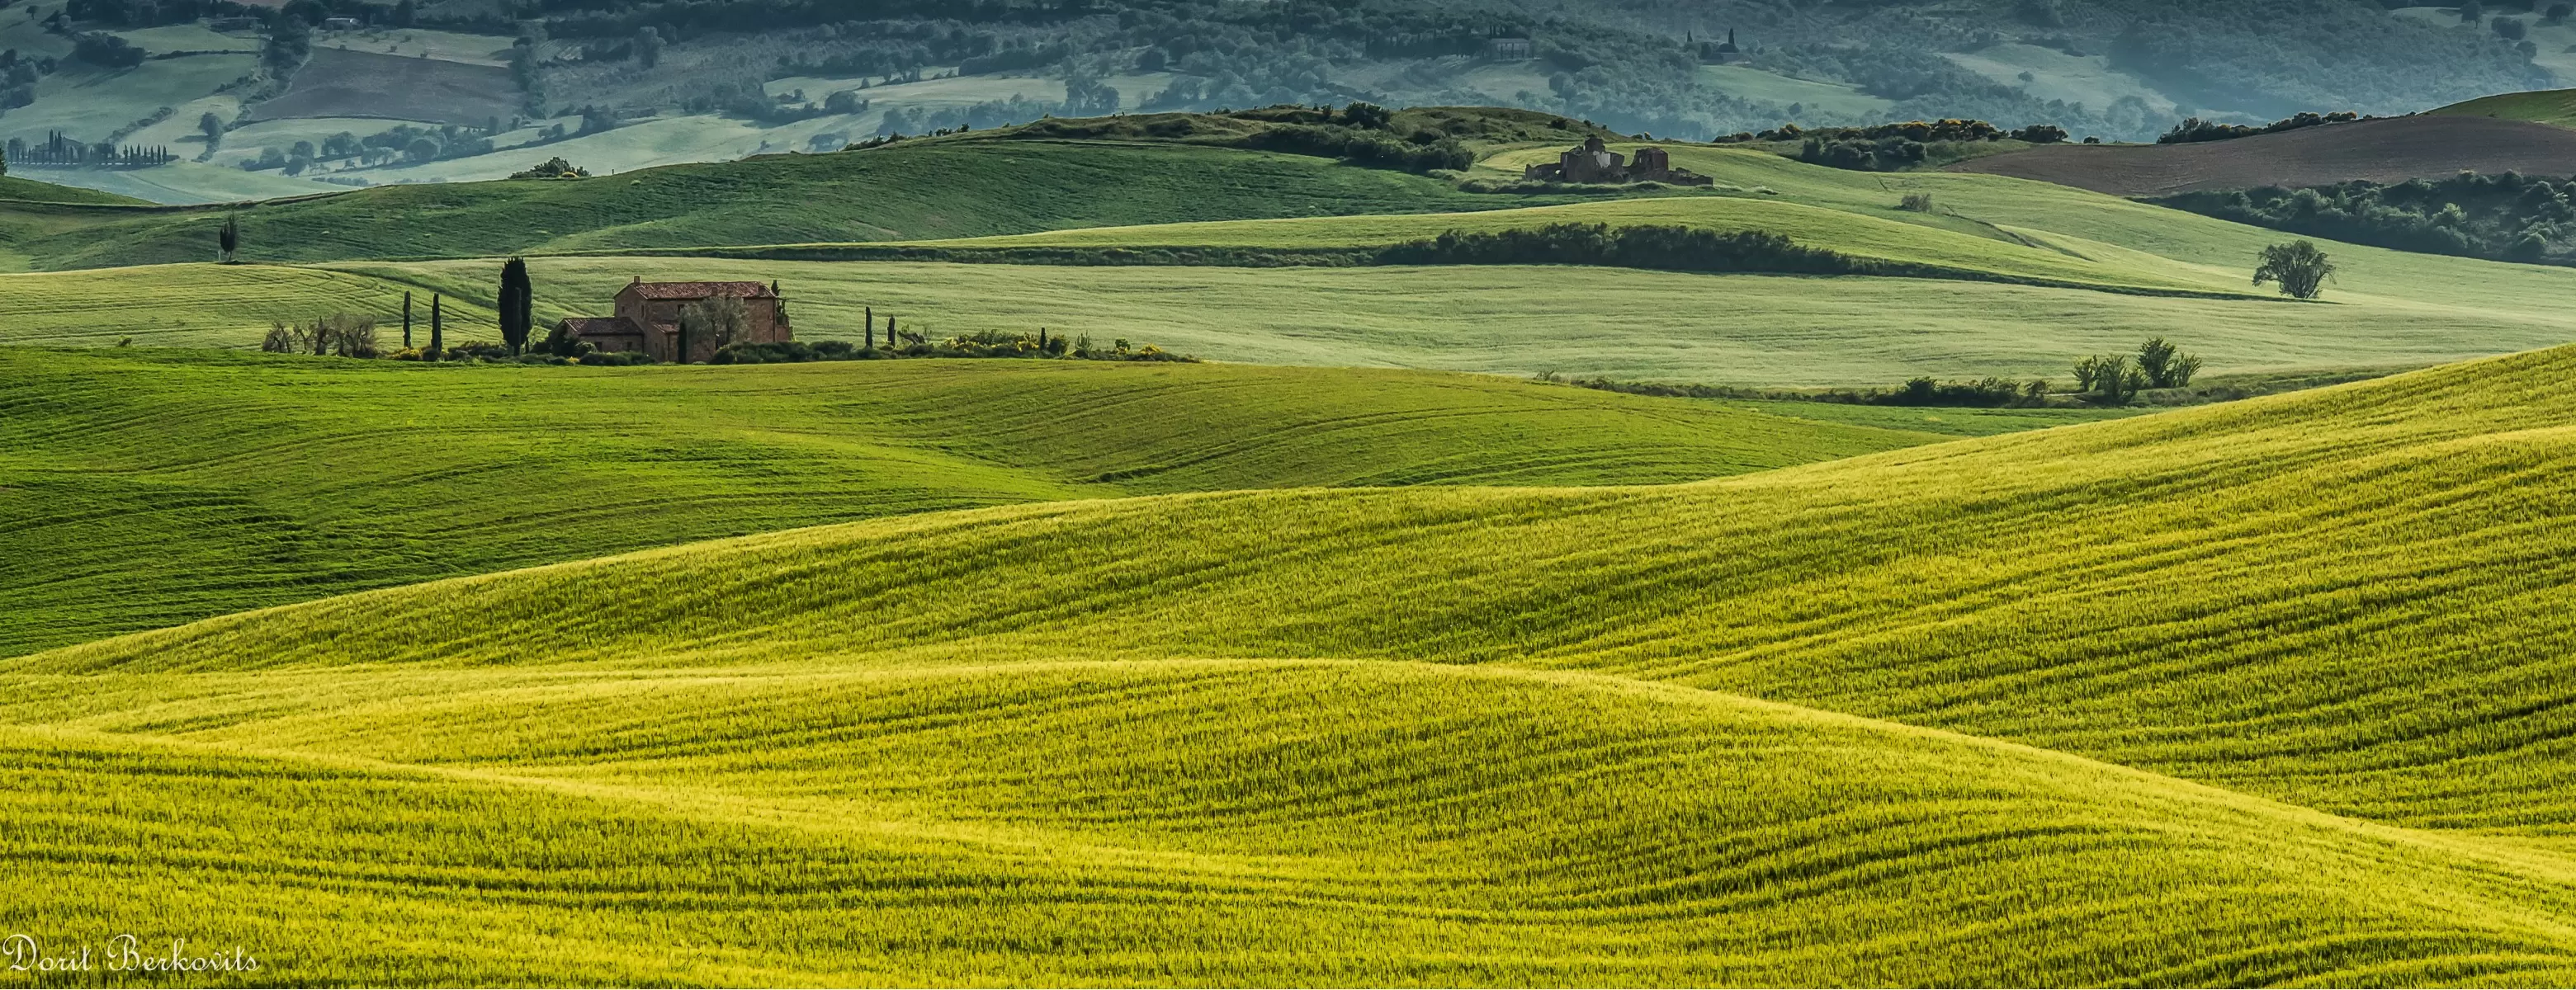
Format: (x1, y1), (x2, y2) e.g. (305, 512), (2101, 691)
(48, 342), (2576, 834)
(1946, 116), (2576, 196)
(2434, 87), (2576, 129)
(0, 138), (1552, 271)
(22, 346), (2576, 981)
(7, 663), (2576, 985)
(0, 175), (154, 205)
(0, 348), (2010, 656)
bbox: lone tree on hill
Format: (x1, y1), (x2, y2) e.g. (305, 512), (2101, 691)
(428, 294), (444, 356)
(216, 214), (239, 264)
(498, 257), (534, 355)
(401, 290), (414, 349)
(2253, 240), (2336, 299)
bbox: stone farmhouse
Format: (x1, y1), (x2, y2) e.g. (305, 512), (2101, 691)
(1523, 138), (1714, 186)
(558, 279), (794, 363)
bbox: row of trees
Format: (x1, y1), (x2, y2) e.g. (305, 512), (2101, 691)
(2170, 177), (2573, 268)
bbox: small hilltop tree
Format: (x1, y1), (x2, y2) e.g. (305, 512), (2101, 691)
(216, 214), (239, 263)
(2253, 240), (2335, 299)
(498, 257), (534, 355)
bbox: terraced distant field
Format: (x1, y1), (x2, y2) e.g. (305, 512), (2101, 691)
(19, 343), (2576, 983)
(0, 348), (2036, 656)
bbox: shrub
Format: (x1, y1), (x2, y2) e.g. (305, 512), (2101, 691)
(539, 321), (596, 359)
(2135, 337), (2203, 388)
(2073, 354), (2146, 403)
(509, 156), (590, 179)
(1898, 194), (1936, 213)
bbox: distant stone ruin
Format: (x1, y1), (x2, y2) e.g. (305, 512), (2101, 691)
(1522, 138), (1714, 186)
(1699, 28), (1748, 65)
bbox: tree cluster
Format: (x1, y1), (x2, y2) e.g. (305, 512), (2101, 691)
(2163, 174), (2576, 268)
(261, 314), (378, 358)
(2158, 111), (2360, 144)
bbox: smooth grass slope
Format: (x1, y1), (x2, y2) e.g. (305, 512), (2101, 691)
(0, 347), (1977, 657)
(0, 138), (1550, 271)
(6, 252), (2557, 385)
(45, 343), (2576, 834)
(9, 662), (2576, 984)
(24, 345), (2576, 980)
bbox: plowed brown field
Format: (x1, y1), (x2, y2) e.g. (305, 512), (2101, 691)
(1947, 116), (2576, 196)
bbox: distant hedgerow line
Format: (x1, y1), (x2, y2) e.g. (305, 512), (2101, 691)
(580, 227), (2278, 300)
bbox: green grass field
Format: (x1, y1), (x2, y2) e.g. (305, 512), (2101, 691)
(9, 127), (2575, 388)
(19, 103), (2576, 985)
(17, 343), (2576, 983)
(0, 137), (1557, 271)
(4, 254), (2567, 386)
(0, 347), (2052, 657)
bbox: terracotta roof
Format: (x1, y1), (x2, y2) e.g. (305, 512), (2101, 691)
(617, 280), (777, 300)
(560, 316), (645, 337)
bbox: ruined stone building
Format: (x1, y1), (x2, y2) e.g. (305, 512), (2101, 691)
(1699, 28), (1748, 64)
(558, 279), (794, 363)
(1522, 137), (1714, 186)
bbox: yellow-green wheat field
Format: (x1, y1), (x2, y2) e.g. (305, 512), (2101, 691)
(15, 340), (2576, 984)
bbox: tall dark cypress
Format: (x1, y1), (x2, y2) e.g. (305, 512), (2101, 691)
(428, 295), (444, 356)
(402, 290), (414, 349)
(499, 257), (533, 356)
(865, 306), (874, 348)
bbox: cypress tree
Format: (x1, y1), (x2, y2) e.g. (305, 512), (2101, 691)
(402, 290), (414, 349)
(428, 295), (443, 356)
(499, 257), (533, 356)
(216, 214), (239, 263)
(865, 306), (874, 348)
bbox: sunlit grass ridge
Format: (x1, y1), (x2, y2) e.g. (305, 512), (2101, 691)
(19, 342), (2576, 981)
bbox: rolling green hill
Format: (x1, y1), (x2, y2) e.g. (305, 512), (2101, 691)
(35, 341), (2576, 830)
(0, 347), (2055, 657)
(5, 250), (2566, 387)
(2435, 87), (2576, 128)
(0, 137), (1557, 272)
(0, 174), (154, 205)
(12, 130), (2576, 388)
(17, 343), (2576, 982)
(7, 663), (2576, 985)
